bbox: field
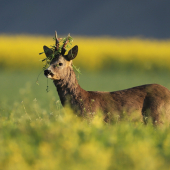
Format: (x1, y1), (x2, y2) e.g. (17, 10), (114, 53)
(1, 35), (170, 169)
(1, 34), (170, 71)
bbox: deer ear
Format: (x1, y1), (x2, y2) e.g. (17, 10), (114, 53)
(43, 46), (53, 59)
(67, 45), (78, 61)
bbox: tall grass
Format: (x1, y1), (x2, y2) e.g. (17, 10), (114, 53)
(1, 34), (170, 71)
(1, 95), (170, 170)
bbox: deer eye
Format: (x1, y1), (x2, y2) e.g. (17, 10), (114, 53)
(54, 63), (63, 68)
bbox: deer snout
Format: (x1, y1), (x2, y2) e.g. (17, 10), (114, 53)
(44, 69), (53, 77)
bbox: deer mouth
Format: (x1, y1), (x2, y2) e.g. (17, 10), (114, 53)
(44, 70), (54, 78)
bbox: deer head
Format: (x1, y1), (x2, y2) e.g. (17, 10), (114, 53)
(44, 32), (78, 80)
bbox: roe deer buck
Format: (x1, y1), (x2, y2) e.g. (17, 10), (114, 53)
(44, 31), (170, 125)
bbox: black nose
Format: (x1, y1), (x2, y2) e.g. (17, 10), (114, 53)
(44, 70), (51, 76)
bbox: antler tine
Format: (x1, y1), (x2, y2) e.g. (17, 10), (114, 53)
(63, 33), (70, 48)
(61, 33), (70, 55)
(55, 31), (59, 51)
(63, 36), (68, 48)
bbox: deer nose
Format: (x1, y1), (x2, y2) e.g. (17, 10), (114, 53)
(44, 69), (51, 76)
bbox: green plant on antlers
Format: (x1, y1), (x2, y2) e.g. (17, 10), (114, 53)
(39, 34), (72, 69)
(39, 33), (81, 74)
(37, 33), (81, 92)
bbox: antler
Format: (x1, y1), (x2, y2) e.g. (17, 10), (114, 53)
(55, 31), (70, 56)
(61, 33), (70, 55)
(55, 31), (60, 51)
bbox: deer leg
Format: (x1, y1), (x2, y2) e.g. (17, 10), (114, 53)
(142, 96), (161, 125)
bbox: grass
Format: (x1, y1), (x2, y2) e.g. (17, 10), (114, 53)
(2, 109), (170, 170)
(1, 69), (170, 169)
(1, 69), (170, 106)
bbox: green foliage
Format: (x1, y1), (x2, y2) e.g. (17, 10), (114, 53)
(72, 64), (81, 80)
(1, 97), (170, 170)
(38, 34), (81, 87)
(39, 34), (73, 70)
(1, 70), (170, 169)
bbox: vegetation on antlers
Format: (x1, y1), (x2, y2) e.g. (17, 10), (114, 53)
(38, 32), (81, 90)
(39, 32), (74, 70)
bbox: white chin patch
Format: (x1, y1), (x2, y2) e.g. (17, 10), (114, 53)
(47, 75), (53, 79)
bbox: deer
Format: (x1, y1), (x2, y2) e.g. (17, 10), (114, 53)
(43, 31), (170, 125)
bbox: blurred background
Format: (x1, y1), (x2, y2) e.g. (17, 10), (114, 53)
(1, 0), (170, 38)
(1, 1), (170, 168)
(1, 0), (170, 108)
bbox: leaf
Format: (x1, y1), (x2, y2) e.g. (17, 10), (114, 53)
(39, 52), (44, 55)
(36, 81), (39, 85)
(73, 64), (81, 75)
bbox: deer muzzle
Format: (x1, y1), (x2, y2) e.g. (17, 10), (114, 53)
(44, 69), (53, 78)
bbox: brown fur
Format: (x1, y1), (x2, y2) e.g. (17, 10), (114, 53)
(44, 45), (170, 125)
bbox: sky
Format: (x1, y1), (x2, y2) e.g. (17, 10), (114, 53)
(1, 0), (170, 38)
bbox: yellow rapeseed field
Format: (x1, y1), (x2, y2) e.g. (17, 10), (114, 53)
(1, 34), (170, 70)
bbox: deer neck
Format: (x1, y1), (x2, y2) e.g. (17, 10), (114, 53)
(53, 67), (86, 108)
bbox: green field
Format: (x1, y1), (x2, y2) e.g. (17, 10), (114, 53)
(1, 69), (170, 109)
(1, 69), (170, 169)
